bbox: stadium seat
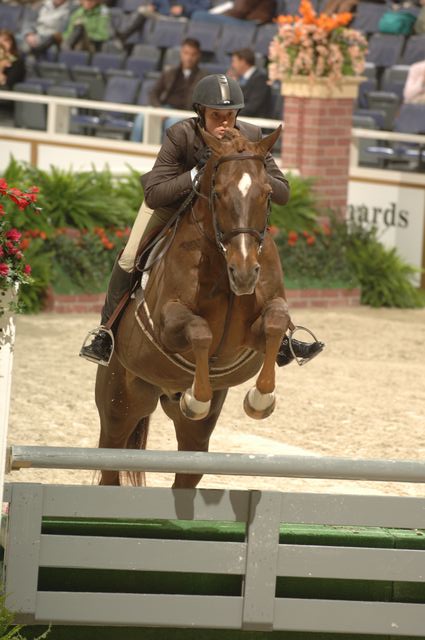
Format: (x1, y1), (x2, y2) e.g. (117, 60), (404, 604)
(357, 62), (378, 108)
(381, 65), (410, 100)
(200, 61), (229, 75)
(118, 0), (142, 12)
(58, 50), (90, 69)
(215, 23), (257, 61)
(400, 35), (425, 65)
(365, 91), (400, 130)
(35, 61), (71, 83)
(72, 75), (140, 135)
(185, 21), (221, 55)
(0, 4), (22, 31)
(254, 24), (279, 57)
(71, 65), (106, 100)
(351, 3), (387, 34)
(91, 52), (126, 74)
(126, 45), (161, 78)
(13, 82), (47, 131)
(161, 46), (180, 70)
(354, 108), (386, 129)
(144, 18), (187, 49)
(366, 34), (405, 68)
(136, 78), (157, 106)
(47, 85), (79, 98)
(352, 114), (381, 168)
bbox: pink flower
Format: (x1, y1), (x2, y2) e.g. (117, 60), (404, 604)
(0, 263), (10, 277)
(5, 228), (21, 243)
(24, 264), (31, 275)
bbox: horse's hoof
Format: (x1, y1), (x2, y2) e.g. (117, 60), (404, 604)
(243, 387), (276, 420)
(180, 387), (211, 421)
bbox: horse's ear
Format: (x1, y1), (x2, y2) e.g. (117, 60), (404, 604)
(256, 125), (282, 156)
(198, 125), (223, 155)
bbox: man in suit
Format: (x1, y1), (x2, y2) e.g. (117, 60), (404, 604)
(230, 47), (272, 118)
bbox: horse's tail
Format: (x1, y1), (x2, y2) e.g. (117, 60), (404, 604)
(124, 416), (150, 487)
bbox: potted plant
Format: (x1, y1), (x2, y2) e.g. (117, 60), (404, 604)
(268, 0), (368, 97)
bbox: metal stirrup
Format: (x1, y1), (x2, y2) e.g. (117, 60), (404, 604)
(288, 325), (321, 367)
(79, 326), (115, 367)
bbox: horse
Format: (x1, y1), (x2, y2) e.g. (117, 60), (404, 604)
(95, 125), (291, 488)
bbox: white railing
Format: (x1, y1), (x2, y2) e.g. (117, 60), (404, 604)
(0, 89), (282, 145)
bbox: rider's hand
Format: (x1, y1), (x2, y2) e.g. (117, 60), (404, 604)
(194, 146), (212, 171)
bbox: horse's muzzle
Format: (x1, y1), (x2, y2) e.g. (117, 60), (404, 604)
(228, 263), (260, 296)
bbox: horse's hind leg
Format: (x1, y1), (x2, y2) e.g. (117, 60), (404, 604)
(95, 354), (160, 485)
(160, 388), (228, 488)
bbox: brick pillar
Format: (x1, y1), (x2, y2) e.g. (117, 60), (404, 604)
(281, 77), (361, 216)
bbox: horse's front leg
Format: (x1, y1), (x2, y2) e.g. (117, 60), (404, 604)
(244, 297), (290, 420)
(160, 300), (213, 420)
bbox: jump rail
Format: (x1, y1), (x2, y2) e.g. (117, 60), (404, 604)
(7, 445), (425, 482)
(3, 445), (425, 638)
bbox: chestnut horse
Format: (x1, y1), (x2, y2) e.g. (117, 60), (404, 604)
(95, 126), (290, 488)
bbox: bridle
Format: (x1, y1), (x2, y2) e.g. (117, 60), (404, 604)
(196, 152), (272, 256)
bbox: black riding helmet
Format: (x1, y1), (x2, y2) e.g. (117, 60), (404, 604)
(192, 74), (244, 126)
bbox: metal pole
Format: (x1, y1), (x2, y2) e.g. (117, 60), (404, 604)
(7, 445), (425, 483)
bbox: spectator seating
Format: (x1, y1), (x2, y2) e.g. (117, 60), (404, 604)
(36, 61), (72, 83)
(366, 34), (405, 68)
(354, 107), (387, 130)
(0, 3), (22, 31)
(13, 82), (46, 130)
(358, 62), (378, 108)
(137, 77), (157, 106)
(215, 23), (257, 62)
(144, 18), (187, 49)
(91, 52), (126, 73)
(70, 65), (106, 100)
(352, 113), (381, 167)
(125, 49), (162, 79)
(351, 3), (387, 35)
(185, 21), (221, 55)
(400, 35), (425, 66)
(58, 50), (90, 69)
(254, 24), (279, 57)
(381, 65), (410, 99)
(365, 91), (400, 130)
(72, 75), (140, 137)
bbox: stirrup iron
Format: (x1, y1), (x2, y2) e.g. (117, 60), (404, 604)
(288, 325), (322, 367)
(79, 326), (114, 367)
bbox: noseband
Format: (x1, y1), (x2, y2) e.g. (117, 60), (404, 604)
(209, 153), (272, 256)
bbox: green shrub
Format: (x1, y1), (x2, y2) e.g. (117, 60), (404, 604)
(0, 591), (49, 640)
(271, 172), (320, 233)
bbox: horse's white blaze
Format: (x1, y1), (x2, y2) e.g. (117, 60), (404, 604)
(238, 172), (252, 197)
(240, 233), (249, 259)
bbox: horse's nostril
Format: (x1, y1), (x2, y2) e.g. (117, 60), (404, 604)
(254, 265), (260, 275)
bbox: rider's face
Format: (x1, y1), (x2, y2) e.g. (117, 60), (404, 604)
(204, 108), (237, 139)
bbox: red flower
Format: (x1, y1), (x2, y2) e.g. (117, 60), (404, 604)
(0, 263), (10, 277)
(5, 241), (18, 255)
(287, 230), (298, 246)
(306, 234), (316, 246)
(0, 203), (5, 216)
(0, 178), (8, 195)
(24, 264), (32, 275)
(5, 228), (22, 243)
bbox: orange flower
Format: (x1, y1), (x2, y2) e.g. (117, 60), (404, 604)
(306, 235), (316, 246)
(287, 230), (298, 246)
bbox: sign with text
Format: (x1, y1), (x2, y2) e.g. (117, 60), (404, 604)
(347, 180), (425, 287)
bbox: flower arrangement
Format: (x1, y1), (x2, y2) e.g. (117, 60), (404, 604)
(0, 178), (40, 315)
(268, 0), (368, 86)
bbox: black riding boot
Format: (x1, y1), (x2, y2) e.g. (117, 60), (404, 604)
(79, 259), (133, 366)
(276, 334), (324, 367)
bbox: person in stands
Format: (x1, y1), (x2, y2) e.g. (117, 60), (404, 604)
(191, 0), (275, 25)
(229, 47), (272, 118)
(403, 59), (425, 103)
(16, 0), (71, 55)
(130, 37), (206, 142)
(80, 73), (324, 368)
(60, 0), (111, 52)
(116, 0), (210, 44)
(0, 30), (25, 90)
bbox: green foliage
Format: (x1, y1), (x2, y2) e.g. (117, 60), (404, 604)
(345, 225), (425, 308)
(271, 172), (320, 233)
(0, 591), (49, 640)
(19, 239), (53, 313)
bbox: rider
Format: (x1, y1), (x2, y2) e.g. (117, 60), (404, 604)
(80, 74), (324, 367)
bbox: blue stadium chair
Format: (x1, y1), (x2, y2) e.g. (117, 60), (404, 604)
(59, 80), (90, 98)
(71, 65), (106, 100)
(13, 82), (47, 131)
(366, 34), (405, 68)
(354, 108), (386, 130)
(47, 84), (78, 98)
(365, 91), (400, 130)
(58, 50), (90, 69)
(400, 35), (425, 65)
(91, 52), (126, 74)
(254, 24), (279, 57)
(200, 61), (229, 75)
(0, 4), (22, 31)
(35, 61), (72, 82)
(185, 21), (221, 54)
(122, 15), (155, 45)
(161, 46), (180, 70)
(136, 78), (157, 106)
(351, 3), (387, 34)
(144, 18), (187, 49)
(365, 104), (425, 170)
(357, 62), (378, 109)
(118, 0), (143, 12)
(24, 76), (56, 92)
(72, 75), (140, 135)
(352, 114), (381, 168)
(127, 45), (162, 78)
(381, 65), (410, 100)
(215, 23), (257, 61)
